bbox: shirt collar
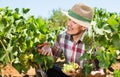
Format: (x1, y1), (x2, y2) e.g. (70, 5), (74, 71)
(65, 31), (86, 44)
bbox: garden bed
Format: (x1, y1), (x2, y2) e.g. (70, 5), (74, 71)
(0, 65), (35, 77)
(0, 55), (120, 77)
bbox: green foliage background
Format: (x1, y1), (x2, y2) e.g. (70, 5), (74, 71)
(0, 6), (120, 75)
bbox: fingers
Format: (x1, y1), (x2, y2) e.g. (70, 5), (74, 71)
(62, 67), (81, 76)
(39, 50), (53, 56)
(37, 48), (43, 53)
(47, 51), (53, 56)
(62, 70), (78, 76)
(37, 43), (53, 56)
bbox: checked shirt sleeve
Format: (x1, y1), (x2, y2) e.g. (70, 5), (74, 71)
(52, 35), (63, 59)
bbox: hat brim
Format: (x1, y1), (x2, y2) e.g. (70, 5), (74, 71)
(62, 10), (90, 28)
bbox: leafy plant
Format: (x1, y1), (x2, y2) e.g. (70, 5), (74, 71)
(113, 70), (120, 77)
(96, 48), (117, 69)
(0, 7), (57, 74)
(80, 8), (120, 76)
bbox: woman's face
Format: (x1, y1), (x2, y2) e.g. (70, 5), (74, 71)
(66, 19), (86, 35)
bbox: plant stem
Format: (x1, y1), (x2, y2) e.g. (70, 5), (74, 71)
(0, 39), (11, 63)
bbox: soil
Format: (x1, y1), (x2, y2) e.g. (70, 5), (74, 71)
(1, 64), (22, 77)
(106, 55), (120, 77)
(0, 65), (35, 77)
(0, 55), (120, 77)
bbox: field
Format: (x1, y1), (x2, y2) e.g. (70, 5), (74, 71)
(0, 7), (120, 77)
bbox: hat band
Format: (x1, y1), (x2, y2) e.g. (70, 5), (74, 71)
(68, 10), (91, 23)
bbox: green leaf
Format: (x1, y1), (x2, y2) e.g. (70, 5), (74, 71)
(26, 38), (34, 48)
(36, 18), (47, 34)
(39, 33), (46, 43)
(0, 22), (4, 32)
(82, 63), (93, 76)
(107, 15), (119, 31)
(13, 12), (21, 19)
(22, 8), (30, 14)
(0, 53), (7, 62)
(15, 8), (19, 13)
(113, 70), (120, 77)
(112, 34), (120, 50)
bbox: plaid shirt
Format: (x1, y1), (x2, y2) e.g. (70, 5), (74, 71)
(52, 31), (85, 67)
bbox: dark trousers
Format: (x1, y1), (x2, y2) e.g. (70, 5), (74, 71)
(46, 65), (70, 77)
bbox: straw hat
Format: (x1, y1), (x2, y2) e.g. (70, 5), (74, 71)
(62, 2), (94, 28)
